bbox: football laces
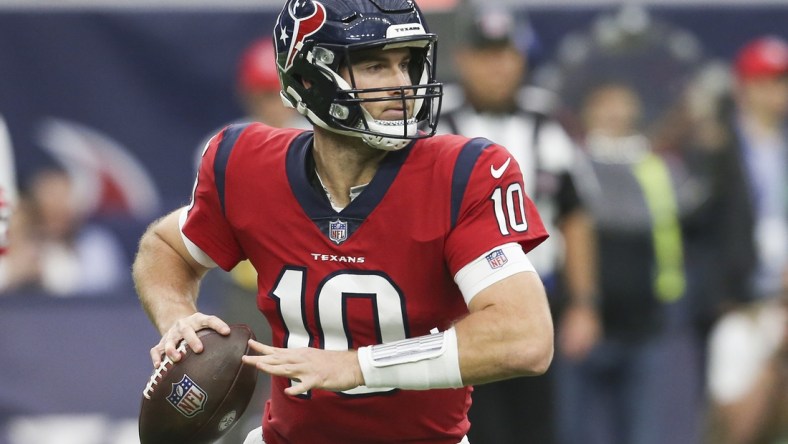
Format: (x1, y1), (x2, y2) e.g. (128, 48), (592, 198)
(142, 340), (188, 400)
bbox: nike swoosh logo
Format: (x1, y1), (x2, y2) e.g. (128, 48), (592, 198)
(490, 157), (511, 179)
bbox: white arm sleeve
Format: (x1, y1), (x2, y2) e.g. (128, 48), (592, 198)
(454, 242), (536, 305)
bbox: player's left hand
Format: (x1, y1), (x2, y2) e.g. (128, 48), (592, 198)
(242, 340), (365, 396)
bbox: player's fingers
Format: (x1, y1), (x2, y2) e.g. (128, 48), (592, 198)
(160, 329), (182, 361)
(150, 335), (169, 366)
(202, 314), (231, 336)
(255, 352), (294, 366)
(181, 313), (221, 353)
(150, 345), (164, 368)
(247, 339), (277, 355)
(247, 359), (299, 380)
(163, 336), (187, 362)
(159, 317), (196, 360)
(241, 354), (259, 368)
(245, 358), (276, 375)
(180, 327), (203, 355)
(284, 380), (311, 396)
(241, 354), (284, 371)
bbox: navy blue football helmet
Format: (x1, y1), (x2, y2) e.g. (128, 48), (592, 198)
(274, 0), (442, 150)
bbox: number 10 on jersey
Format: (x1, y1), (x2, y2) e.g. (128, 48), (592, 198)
(491, 183), (529, 235)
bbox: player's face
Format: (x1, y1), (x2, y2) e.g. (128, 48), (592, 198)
(341, 47), (415, 121)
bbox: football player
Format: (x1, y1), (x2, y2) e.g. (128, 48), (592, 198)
(133, 1), (554, 443)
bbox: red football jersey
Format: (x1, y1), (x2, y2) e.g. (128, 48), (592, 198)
(182, 123), (548, 443)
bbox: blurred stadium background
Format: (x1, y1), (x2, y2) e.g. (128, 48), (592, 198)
(0, 1), (786, 443)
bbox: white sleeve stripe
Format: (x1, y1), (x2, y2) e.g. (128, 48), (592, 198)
(178, 208), (218, 269)
(454, 242), (536, 305)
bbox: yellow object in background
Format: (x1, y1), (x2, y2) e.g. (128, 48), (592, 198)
(632, 151), (686, 303)
(230, 260), (258, 291)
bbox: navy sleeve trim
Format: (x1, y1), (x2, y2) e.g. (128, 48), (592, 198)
(214, 123), (252, 214)
(450, 137), (494, 228)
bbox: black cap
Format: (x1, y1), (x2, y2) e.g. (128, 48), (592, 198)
(457, 6), (533, 54)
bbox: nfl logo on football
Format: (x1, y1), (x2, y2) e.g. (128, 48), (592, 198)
(329, 219), (348, 245)
(167, 375), (208, 418)
(485, 249), (508, 269)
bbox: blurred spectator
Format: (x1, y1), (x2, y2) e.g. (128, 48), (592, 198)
(706, 292), (788, 444)
(532, 9), (735, 443)
(704, 35), (788, 444)
(557, 79), (707, 444)
(439, 7), (598, 444)
(532, 4), (702, 141)
(235, 37), (303, 129)
(728, 36), (788, 303)
(0, 168), (130, 296)
(0, 115), (16, 257)
(194, 37), (307, 167)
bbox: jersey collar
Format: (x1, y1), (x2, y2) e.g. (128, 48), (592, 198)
(286, 131), (414, 243)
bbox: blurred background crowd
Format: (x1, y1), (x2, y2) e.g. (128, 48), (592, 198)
(0, 0), (786, 443)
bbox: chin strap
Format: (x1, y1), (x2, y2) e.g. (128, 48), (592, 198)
(361, 132), (411, 151)
(357, 111), (417, 151)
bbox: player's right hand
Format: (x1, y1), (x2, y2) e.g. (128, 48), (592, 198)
(242, 340), (365, 395)
(150, 312), (231, 368)
(558, 303), (602, 361)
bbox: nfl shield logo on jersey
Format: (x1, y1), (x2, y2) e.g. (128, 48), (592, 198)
(485, 249), (508, 269)
(166, 375), (207, 418)
(329, 219), (348, 245)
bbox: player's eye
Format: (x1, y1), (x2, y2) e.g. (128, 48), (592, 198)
(363, 62), (384, 73)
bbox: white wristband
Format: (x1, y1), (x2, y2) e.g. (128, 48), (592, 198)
(357, 327), (463, 390)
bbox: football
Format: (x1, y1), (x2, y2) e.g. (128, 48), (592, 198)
(139, 324), (258, 444)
